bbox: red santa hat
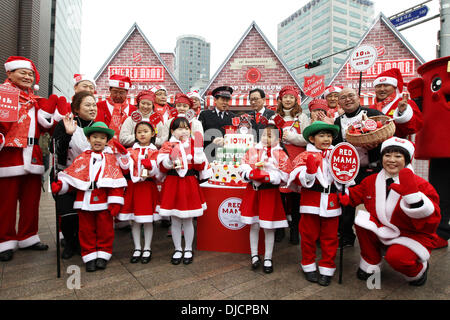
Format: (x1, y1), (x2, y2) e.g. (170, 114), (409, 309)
(381, 136), (415, 160)
(187, 90), (203, 102)
(308, 99), (329, 113)
(373, 68), (404, 92)
(150, 85), (167, 93)
(279, 86), (299, 99)
(108, 74), (131, 90)
(174, 93), (193, 108)
(73, 74), (96, 88)
(323, 85), (342, 98)
(136, 90), (155, 106)
(4, 56), (40, 91)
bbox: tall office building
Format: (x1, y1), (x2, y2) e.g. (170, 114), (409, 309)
(174, 35), (210, 92)
(277, 0), (375, 86)
(0, 0), (82, 98)
(52, 0), (82, 98)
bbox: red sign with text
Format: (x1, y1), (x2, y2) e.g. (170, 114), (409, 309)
(330, 142), (360, 184)
(0, 85), (20, 122)
(346, 59), (415, 79)
(108, 66), (165, 82)
(303, 74), (325, 98)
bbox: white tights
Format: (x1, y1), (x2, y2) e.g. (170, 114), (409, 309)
(131, 221), (153, 257)
(171, 216), (195, 259)
(250, 223), (275, 267)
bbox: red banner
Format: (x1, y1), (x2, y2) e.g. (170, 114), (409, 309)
(0, 84), (20, 122)
(108, 66), (165, 82)
(346, 59), (415, 80)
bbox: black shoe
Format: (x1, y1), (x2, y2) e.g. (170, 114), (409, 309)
(0, 249), (13, 262)
(263, 259), (273, 274)
(86, 260), (97, 272)
(95, 258), (107, 270)
(61, 246), (75, 260)
(183, 250), (193, 265)
(356, 268), (372, 281)
(304, 271), (319, 283)
(141, 250), (152, 264)
(318, 274), (332, 286)
(171, 250), (183, 265)
(409, 263), (429, 286)
(20, 242), (49, 251)
(275, 228), (285, 242)
(130, 249), (142, 263)
(289, 228), (299, 245)
(251, 255), (261, 270)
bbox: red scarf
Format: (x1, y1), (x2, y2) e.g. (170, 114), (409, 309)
(372, 91), (397, 112)
(154, 103), (169, 119)
(106, 97), (128, 138)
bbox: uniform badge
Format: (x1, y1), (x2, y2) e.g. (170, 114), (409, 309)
(131, 111), (142, 123)
(93, 196), (99, 202)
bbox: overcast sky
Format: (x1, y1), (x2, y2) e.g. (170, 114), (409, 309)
(79, 0), (441, 77)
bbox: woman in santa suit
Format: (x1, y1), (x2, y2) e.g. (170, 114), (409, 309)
(157, 116), (212, 265)
(0, 56), (57, 261)
(339, 137), (441, 286)
(239, 123), (292, 273)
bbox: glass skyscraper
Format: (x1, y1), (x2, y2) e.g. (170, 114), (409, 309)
(174, 35), (210, 93)
(277, 0), (375, 86)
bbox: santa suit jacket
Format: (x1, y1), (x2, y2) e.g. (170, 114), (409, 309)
(375, 94), (423, 138)
(250, 107), (276, 142)
(348, 168), (440, 262)
(56, 149), (127, 211)
(287, 144), (343, 217)
(95, 100), (136, 129)
(0, 81), (55, 177)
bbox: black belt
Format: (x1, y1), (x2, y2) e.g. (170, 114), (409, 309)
(28, 137), (39, 146)
(308, 183), (338, 194)
(167, 169), (198, 177)
(88, 181), (98, 190)
(251, 182), (279, 191)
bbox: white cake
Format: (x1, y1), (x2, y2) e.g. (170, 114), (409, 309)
(208, 133), (254, 187)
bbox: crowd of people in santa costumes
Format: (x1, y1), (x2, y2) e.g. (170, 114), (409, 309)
(1, 51), (447, 289)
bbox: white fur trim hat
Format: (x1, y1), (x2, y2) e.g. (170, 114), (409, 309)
(381, 136), (415, 159)
(109, 74), (131, 90)
(4, 56), (40, 91)
(73, 74), (96, 88)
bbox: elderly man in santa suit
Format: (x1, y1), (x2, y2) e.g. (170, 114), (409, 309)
(95, 74), (136, 143)
(372, 68), (423, 138)
(339, 137), (441, 286)
(0, 56), (58, 261)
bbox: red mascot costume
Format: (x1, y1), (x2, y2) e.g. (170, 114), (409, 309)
(407, 56), (450, 249)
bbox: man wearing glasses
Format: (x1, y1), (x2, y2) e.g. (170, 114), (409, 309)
(249, 88), (275, 142)
(333, 87), (384, 248)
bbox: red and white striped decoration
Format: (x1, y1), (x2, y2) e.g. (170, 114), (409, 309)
(95, 94), (176, 106)
(359, 93), (376, 107)
(205, 94), (278, 108)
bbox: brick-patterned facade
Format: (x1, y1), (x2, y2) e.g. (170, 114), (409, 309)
(95, 24), (183, 98)
(203, 22), (303, 110)
(159, 52), (175, 74)
(330, 14), (424, 96)
(329, 14), (429, 180)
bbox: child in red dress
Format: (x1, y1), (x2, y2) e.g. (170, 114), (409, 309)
(157, 116), (212, 265)
(117, 121), (162, 264)
(51, 122), (127, 272)
(239, 124), (292, 273)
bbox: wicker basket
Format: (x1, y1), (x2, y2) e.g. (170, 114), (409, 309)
(345, 115), (395, 148)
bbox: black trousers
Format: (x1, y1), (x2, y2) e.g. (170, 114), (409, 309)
(281, 192), (301, 229)
(340, 166), (380, 242)
(429, 158), (450, 240)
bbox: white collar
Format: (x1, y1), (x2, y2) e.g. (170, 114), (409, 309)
(255, 142), (282, 151)
(306, 143), (333, 153)
(132, 142), (157, 150)
(256, 107), (266, 115)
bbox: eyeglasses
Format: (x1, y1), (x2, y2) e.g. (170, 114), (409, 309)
(250, 97), (262, 102)
(339, 93), (357, 101)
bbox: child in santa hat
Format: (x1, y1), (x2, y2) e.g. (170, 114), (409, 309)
(157, 116), (212, 265)
(51, 122), (127, 272)
(287, 121), (343, 286)
(339, 137), (440, 286)
(239, 123), (292, 273)
(272, 86), (310, 245)
(117, 121), (163, 264)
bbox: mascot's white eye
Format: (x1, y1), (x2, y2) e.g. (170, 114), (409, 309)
(431, 77), (442, 92)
